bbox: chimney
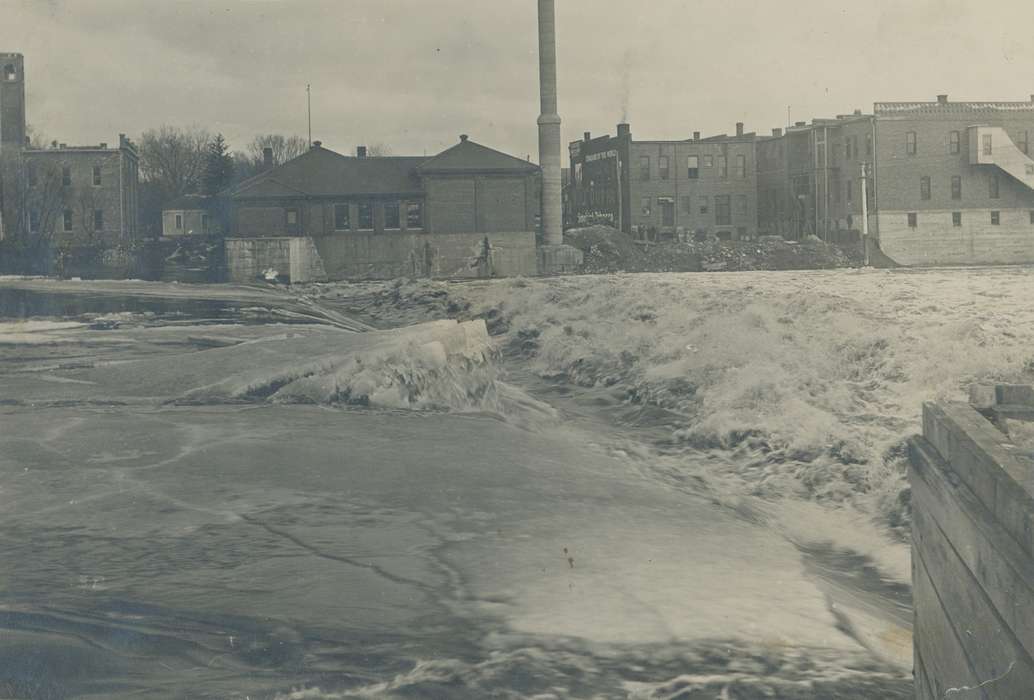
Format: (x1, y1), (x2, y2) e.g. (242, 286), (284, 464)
(583, 131), (591, 142)
(356, 145), (367, 158)
(99, 142), (107, 149)
(59, 143), (66, 149)
(736, 122), (744, 137)
(537, 0), (563, 247)
(772, 128), (783, 137)
(937, 94), (948, 104)
(795, 121), (806, 127)
(853, 109), (862, 116)
(693, 131), (700, 141)
(311, 140), (322, 149)
(617, 123), (631, 138)
(459, 134), (468, 142)
(263, 147), (273, 167)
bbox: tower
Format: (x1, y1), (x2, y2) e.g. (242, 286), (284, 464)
(0, 53), (26, 153)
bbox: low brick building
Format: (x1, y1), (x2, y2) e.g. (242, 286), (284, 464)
(223, 135), (541, 280)
(568, 122), (760, 241)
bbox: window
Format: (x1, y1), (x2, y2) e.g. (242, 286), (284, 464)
(847, 215), (854, 229)
(658, 197), (675, 226)
(92, 165), (102, 186)
(27, 164), (37, 187)
(989, 173), (1000, 199)
(407, 201), (424, 229)
(952, 212), (962, 227)
(717, 156), (727, 179)
(686, 155), (699, 179)
(29, 210), (40, 232)
(951, 176), (962, 200)
(201, 214), (209, 232)
(3, 64), (15, 81)
(681, 195), (693, 214)
(640, 155), (650, 180)
(991, 211), (1000, 226)
(383, 201), (401, 229)
(735, 194), (747, 216)
(93, 209), (104, 231)
(63, 209), (73, 232)
(949, 131), (960, 154)
(640, 197), (652, 217)
(659, 156), (670, 180)
(1021, 131), (1030, 155)
(62, 166), (71, 186)
(907, 213), (917, 228)
(358, 202), (374, 229)
(285, 208), (299, 226)
(845, 138), (852, 160)
(333, 204), (350, 230)
(906, 131), (917, 156)
(865, 133), (873, 156)
(846, 179), (853, 202)
(735, 154), (746, 179)
(703, 155), (714, 168)
(920, 176), (931, 200)
(715, 195), (731, 225)
(853, 137), (858, 161)
(982, 134), (993, 156)
(699, 196), (709, 214)
(175, 214), (183, 230)
(1030, 210), (1034, 225)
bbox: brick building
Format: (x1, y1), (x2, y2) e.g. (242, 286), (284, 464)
(223, 135), (541, 280)
(758, 95), (1034, 264)
(568, 122), (760, 240)
(0, 51), (140, 248)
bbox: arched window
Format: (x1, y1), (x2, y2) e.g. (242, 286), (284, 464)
(3, 64), (15, 81)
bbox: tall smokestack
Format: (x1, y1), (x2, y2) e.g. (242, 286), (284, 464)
(537, 0), (563, 247)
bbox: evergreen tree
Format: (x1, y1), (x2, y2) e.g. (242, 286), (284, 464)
(202, 134), (234, 196)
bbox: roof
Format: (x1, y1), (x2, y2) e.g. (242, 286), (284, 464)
(418, 136), (539, 174)
(165, 194), (213, 211)
(228, 146), (426, 199)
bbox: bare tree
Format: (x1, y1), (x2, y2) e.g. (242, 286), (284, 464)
(0, 152), (69, 270)
(138, 125), (212, 198)
(246, 134), (308, 167)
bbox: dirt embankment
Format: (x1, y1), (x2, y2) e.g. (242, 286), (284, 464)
(564, 225), (865, 274)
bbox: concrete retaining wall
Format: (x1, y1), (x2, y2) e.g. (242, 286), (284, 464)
(226, 231), (537, 283)
(312, 230), (537, 280)
(908, 388), (1034, 698)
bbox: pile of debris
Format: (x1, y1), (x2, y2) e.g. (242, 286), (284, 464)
(564, 226), (863, 273)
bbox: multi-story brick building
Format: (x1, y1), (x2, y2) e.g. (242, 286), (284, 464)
(568, 122), (760, 240)
(867, 96), (1034, 264)
(0, 51), (140, 248)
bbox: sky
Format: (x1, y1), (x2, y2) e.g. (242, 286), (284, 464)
(5, 0), (1034, 160)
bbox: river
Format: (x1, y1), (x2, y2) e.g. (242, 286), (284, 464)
(2, 268), (1032, 698)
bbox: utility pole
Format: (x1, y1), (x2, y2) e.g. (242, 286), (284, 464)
(307, 84), (312, 147)
(860, 161), (870, 266)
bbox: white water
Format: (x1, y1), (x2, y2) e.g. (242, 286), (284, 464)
(5, 268), (1034, 698)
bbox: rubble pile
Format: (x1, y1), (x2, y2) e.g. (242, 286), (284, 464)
(565, 226), (864, 273)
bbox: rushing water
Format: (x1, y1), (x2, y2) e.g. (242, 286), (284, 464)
(3, 268), (1033, 698)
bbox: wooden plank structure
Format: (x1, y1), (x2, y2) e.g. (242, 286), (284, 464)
(908, 385), (1034, 698)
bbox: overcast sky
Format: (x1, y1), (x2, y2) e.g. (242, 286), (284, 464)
(6, 0), (1034, 160)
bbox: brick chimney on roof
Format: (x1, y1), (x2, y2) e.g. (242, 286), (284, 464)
(693, 131), (700, 141)
(356, 145), (367, 158)
(937, 94), (948, 104)
(736, 122), (744, 137)
(263, 147), (273, 167)
(772, 128), (782, 137)
(460, 134), (468, 142)
(311, 140), (322, 149)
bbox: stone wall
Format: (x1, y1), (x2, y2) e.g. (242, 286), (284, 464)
(226, 231), (537, 283)
(313, 230), (536, 280)
(878, 209), (1034, 265)
(908, 388), (1034, 698)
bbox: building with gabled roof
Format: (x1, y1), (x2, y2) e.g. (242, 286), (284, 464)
(222, 135), (541, 281)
